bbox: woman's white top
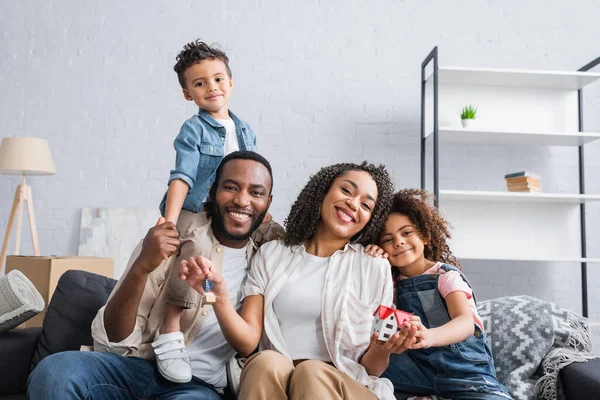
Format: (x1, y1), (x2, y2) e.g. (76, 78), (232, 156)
(242, 240), (395, 399)
(272, 251), (331, 362)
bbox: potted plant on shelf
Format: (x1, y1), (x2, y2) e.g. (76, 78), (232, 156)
(460, 105), (477, 128)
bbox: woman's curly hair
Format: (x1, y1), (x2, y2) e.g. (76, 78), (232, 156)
(387, 189), (460, 267)
(283, 162), (394, 246)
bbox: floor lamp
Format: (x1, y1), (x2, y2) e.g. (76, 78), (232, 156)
(0, 137), (55, 273)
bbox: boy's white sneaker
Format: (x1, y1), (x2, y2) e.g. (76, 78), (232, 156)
(152, 331), (192, 383)
(226, 356), (246, 397)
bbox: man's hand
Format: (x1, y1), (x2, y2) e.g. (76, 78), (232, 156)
(136, 217), (180, 274)
(104, 217), (179, 343)
(179, 255), (228, 300)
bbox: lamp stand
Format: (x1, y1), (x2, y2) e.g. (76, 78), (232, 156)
(0, 174), (40, 273)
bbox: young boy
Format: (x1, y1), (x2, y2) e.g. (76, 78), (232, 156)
(155, 39), (258, 383)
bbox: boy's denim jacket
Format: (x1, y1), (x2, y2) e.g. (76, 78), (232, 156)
(160, 109), (257, 216)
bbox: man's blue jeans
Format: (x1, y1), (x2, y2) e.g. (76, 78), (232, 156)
(27, 351), (223, 400)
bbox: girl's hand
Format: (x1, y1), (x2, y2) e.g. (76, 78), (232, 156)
(364, 244), (389, 259)
(369, 323), (418, 355)
(179, 256), (228, 298)
(408, 315), (423, 328)
(408, 317), (434, 349)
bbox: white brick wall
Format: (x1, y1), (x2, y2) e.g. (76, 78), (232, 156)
(1, 0), (599, 350)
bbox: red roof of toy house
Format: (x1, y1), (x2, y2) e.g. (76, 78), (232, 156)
(373, 305), (412, 324)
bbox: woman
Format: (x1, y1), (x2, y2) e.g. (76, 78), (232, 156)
(182, 162), (416, 400)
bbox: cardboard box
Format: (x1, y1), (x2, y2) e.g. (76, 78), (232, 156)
(5, 256), (114, 328)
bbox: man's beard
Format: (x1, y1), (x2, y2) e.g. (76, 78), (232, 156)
(210, 202), (267, 241)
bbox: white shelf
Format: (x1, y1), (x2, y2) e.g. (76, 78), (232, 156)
(426, 66), (600, 89)
(457, 255), (600, 263)
(426, 128), (600, 146)
(440, 190), (600, 204)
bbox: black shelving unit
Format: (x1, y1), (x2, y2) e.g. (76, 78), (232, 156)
(420, 46), (600, 317)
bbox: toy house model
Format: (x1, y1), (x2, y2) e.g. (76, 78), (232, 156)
(372, 305), (413, 341)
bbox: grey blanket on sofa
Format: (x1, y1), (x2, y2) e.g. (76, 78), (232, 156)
(478, 295), (597, 400)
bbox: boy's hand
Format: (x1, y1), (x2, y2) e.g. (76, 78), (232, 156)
(364, 244), (389, 259)
(261, 212), (273, 224)
(137, 217), (180, 274)
(179, 255), (228, 299)
(369, 323), (418, 355)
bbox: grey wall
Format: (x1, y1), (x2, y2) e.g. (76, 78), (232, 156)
(1, 0), (599, 348)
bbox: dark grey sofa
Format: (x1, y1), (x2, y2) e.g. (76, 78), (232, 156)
(1, 270), (599, 399)
(0, 270), (116, 400)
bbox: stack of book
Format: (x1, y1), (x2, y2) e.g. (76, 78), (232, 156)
(505, 171), (542, 192)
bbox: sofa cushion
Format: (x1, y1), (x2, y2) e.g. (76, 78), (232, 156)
(1, 394), (28, 400)
(30, 270), (117, 369)
(0, 327), (41, 396)
(560, 358), (600, 398)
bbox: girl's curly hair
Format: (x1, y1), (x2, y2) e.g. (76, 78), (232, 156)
(388, 189), (460, 267)
(284, 162), (394, 246)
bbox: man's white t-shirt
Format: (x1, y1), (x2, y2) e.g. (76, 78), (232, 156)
(187, 244), (248, 391)
(216, 118), (239, 155)
(272, 252), (331, 362)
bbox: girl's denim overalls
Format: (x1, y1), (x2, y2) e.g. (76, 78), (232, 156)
(383, 264), (512, 400)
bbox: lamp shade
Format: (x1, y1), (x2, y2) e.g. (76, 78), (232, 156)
(0, 137), (56, 175)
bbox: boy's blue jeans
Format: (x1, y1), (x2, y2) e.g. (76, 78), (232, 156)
(384, 264), (512, 400)
(27, 351), (222, 400)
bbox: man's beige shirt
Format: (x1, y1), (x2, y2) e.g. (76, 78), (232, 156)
(91, 212), (282, 360)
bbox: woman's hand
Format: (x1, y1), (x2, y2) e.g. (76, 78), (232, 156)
(364, 244), (389, 259)
(360, 322), (418, 376)
(179, 256), (228, 299)
(370, 323), (418, 355)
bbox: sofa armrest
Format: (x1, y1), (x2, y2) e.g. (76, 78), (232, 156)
(0, 327), (42, 396)
(560, 358), (600, 398)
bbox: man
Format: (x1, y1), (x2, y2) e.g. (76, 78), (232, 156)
(28, 151), (281, 399)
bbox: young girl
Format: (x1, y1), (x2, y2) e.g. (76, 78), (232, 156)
(376, 189), (512, 400)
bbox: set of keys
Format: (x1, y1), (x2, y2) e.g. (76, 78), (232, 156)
(201, 278), (216, 305)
